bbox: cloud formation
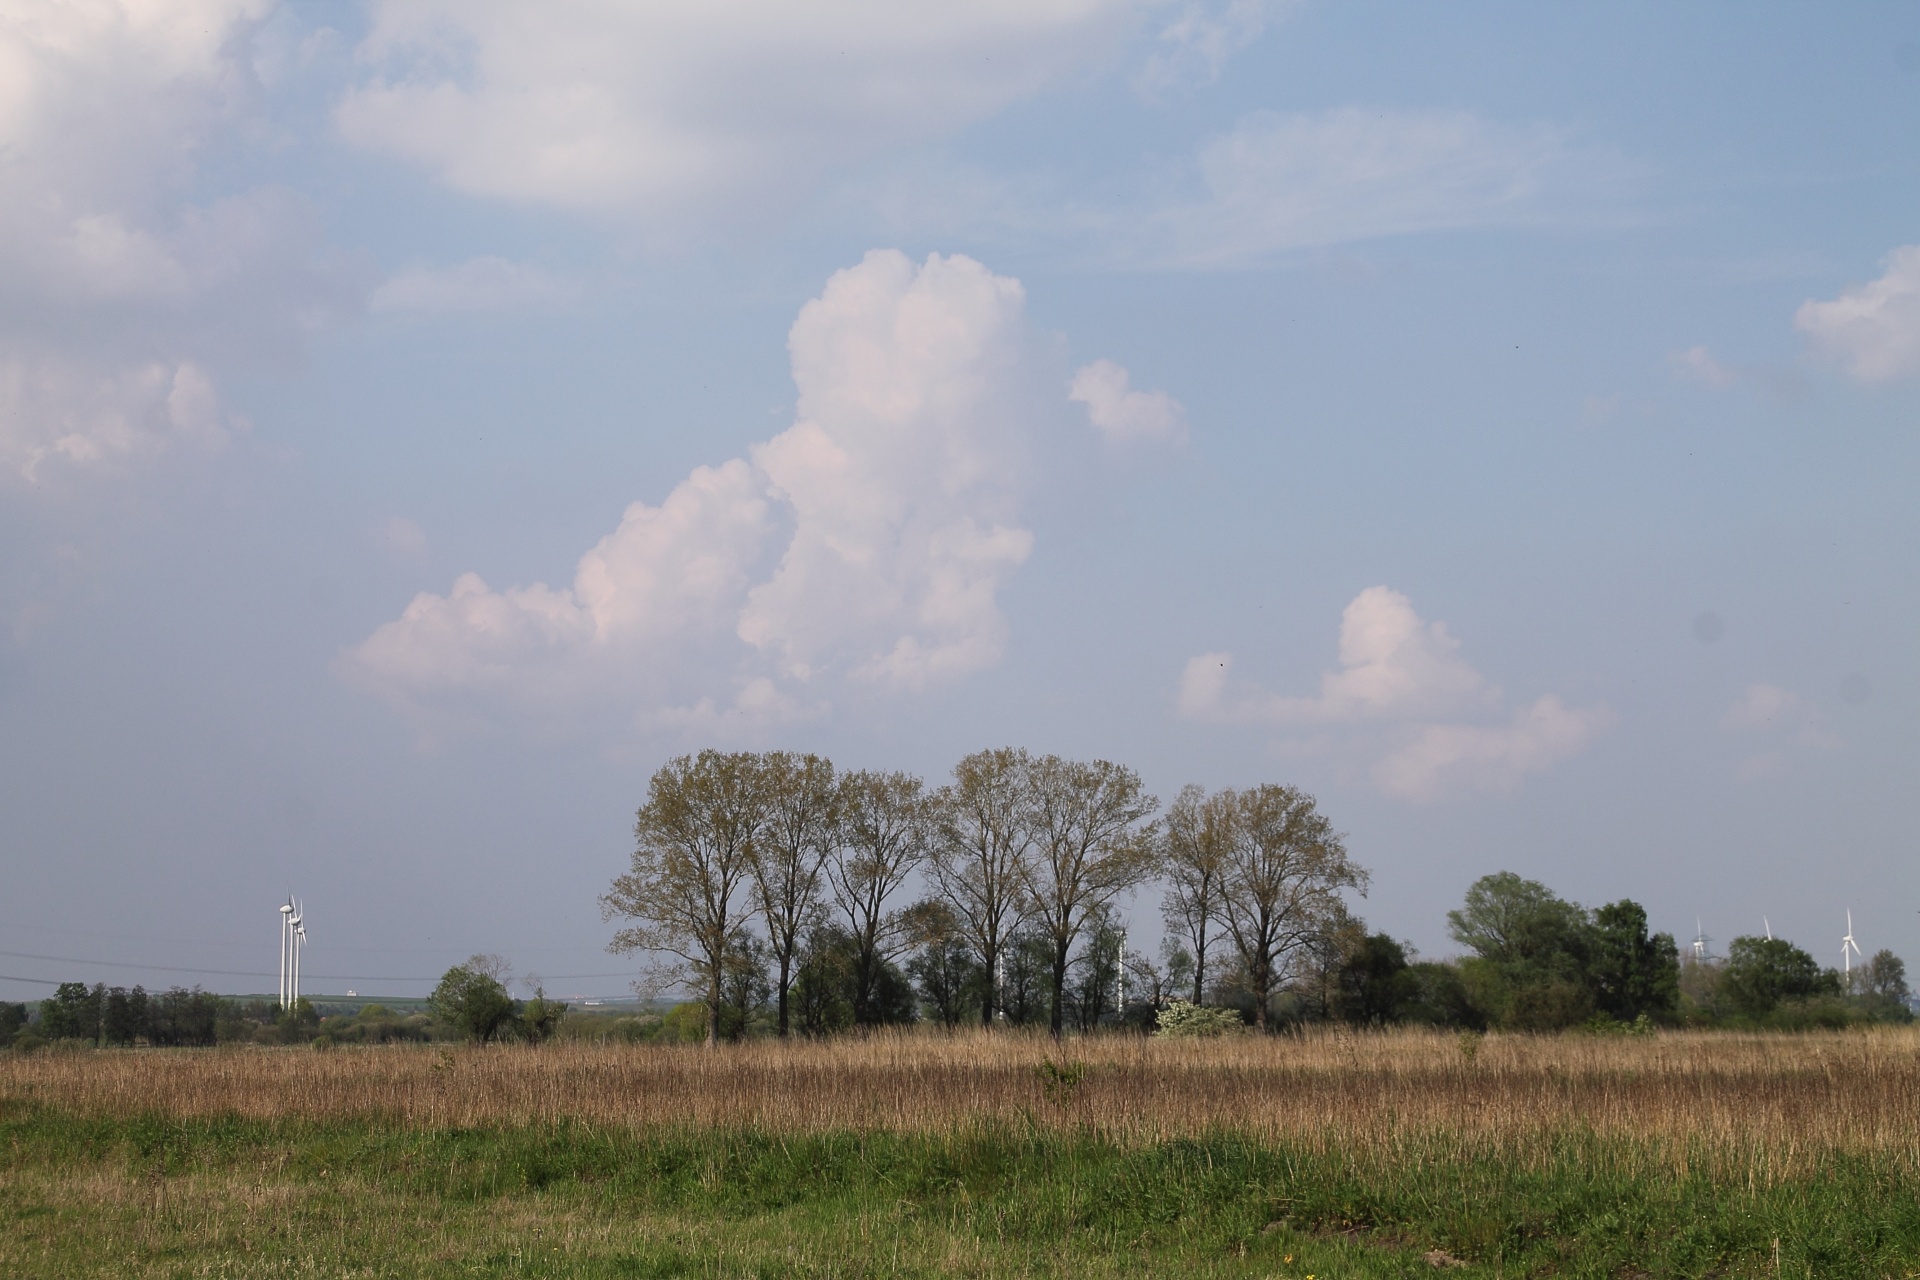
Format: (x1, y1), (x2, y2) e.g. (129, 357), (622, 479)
(336, 1), (1139, 230)
(1795, 246), (1920, 382)
(0, 0), (352, 482)
(1069, 359), (1188, 442)
(1178, 586), (1606, 799)
(342, 250), (1053, 728)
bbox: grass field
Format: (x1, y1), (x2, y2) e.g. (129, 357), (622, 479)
(4, 1027), (1918, 1277)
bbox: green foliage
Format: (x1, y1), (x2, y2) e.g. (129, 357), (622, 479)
(908, 934), (987, 1029)
(1719, 936), (1838, 1019)
(38, 982), (100, 1041)
(1589, 900), (1680, 1022)
(1332, 933), (1415, 1025)
(658, 1001), (709, 1043)
(1399, 962), (1485, 1029)
(0, 1001), (24, 1046)
(792, 924), (916, 1035)
(1153, 999), (1244, 1037)
(519, 989), (569, 1044)
(430, 960), (520, 1044)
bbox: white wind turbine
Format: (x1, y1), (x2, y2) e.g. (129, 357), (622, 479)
(278, 898), (294, 1007)
(1841, 910), (1863, 988)
(290, 900), (306, 1005)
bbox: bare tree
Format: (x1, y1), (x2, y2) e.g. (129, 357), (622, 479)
(602, 750), (765, 1047)
(928, 747), (1036, 1027)
(828, 768), (934, 1026)
(1161, 783), (1233, 1005)
(1022, 754), (1159, 1036)
(1217, 784), (1366, 1031)
(747, 751), (840, 1038)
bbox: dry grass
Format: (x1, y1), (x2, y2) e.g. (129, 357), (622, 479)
(7, 1025), (1918, 1177)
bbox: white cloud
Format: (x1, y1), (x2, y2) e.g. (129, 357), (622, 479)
(1374, 696), (1609, 801)
(0, 1), (354, 483)
(369, 258), (579, 314)
(1148, 108), (1577, 267)
(0, 356), (245, 480)
(1178, 587), (1604, 800)
(1135, 0), (1283, 92)
(342, 250), (1048, 724)
(1069, 359), (1188, 442)
(1669, 345), (1737, 389)
(335, 1), (1140, 230)
(1795, 246), (1920, 382)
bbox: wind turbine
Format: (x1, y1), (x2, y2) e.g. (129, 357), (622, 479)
(289, 899), (305, 1006)
(1764, 917), (1773, 941)
(278, 898), (294, 1007)
(1690, 918), (1713, 963)
(1842, 911), (1863, 989)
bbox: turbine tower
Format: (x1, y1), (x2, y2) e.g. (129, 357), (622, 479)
(1842, 910), (1862, 988)
(278, 898), (294, 1007)
(290, 900), (306, 1006)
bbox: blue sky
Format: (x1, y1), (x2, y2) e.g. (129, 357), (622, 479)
(3, 1), (1916, 1001)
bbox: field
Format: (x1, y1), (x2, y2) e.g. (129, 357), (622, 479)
(4, 1027), (1918, 1277)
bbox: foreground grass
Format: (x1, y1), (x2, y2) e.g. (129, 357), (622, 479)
(4, 1102), (1918, 1278)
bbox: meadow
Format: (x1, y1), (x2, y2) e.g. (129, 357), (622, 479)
(4, 1027), (1918, 1277)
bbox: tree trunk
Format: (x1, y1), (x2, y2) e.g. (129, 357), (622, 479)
(1251, 959), (1269, 1031)
(1193, 922), (1207, 1005)
(706, 971), (721, 1048)
(981, 943), (997, 1027)
(776, 954), (792, 1037)
(1049, 938), (1069, 1038)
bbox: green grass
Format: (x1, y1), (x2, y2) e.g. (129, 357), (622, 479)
(2, 1101), (1915, 1278)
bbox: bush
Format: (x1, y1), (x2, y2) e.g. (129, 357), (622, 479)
(1153, 1000), (1244, 1037)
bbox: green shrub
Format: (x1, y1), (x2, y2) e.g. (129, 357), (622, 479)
(1153, 1000), (1244, 1037)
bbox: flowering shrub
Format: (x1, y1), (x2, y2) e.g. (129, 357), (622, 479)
(1153, 1001), (1245, 1037)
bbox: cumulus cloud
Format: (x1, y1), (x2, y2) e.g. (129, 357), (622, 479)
(1795, 246), (1920, 382)
(1374, 697), (1608, 802)
(0, 0), (355, 483)
(335, 1), (1139, 230)
(1179, 587), (1605, 799)
(1069, 359), (1188, 442)
(341, 250), (1051, 726)
(369, 257), (579, 314)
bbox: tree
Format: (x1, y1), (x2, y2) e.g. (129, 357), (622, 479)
(430, 957), (519, 1043)
(604, 750), (767, 1047)
(520, 986), (568, 1044)
(928, 748), (1036, 1027)
(1332, 933), (1415, 1026)
(1161, 784), (1233, 1006)
(1719, 936), (1836, 1019)
(1446, 872), (1594, 1030)
(148, 987), (221, 1047)
(906, 905), (987, 1030)
(1021, 754), (1159, 1036)
(715, 931), (772, 1040)
(39, 982), (99, 1042)
(1065, 904), (1126, 1032)
(1865, 949), (1910, 1002)
(1589, 900), (1679, 1023)
(828, 769), (934, 1027)
(748, 751), (840, 1038)
(101, 986), (149, 1046)
(1216, 785), (1366, 1030)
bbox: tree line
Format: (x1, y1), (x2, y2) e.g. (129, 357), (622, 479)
(604, 749), (1912, 1042)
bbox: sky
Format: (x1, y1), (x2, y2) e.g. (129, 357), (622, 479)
(3, 0), (1917, 1002)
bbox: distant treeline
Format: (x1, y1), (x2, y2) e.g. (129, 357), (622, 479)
(0, 986), (453, 1053)
(4, 746), (1908, 1051)
(601, 749), (1914, 1042)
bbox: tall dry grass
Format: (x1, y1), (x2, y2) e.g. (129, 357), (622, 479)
(5, 1027), (1917, 1177)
